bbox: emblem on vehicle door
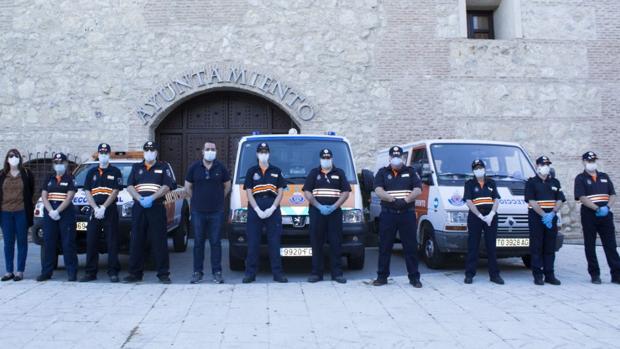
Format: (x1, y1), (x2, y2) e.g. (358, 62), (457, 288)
(292, 216), (305, 228)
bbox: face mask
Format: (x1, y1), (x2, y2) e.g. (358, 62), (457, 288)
(537, 165), (550, 176)
(390, 157), (403, 167)
(144, 151), (157, 162)
(473, 168), (485, 178)
(257, 153), (269, 164)
(203, 150), (216, 162)
(98, 154), (110, 166)
(8, 156), (19, 167)
(320, 159), (333, 169)
(585, 162), (597, 172)
(53, 164), (66, 174)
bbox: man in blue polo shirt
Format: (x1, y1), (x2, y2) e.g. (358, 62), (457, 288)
(185, 141), (231, 284)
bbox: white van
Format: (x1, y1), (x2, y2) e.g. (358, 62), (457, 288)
(227, 131), (367, 271)
(363, 139), (564, 269)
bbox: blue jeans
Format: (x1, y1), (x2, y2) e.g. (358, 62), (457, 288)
(1, 210), (28, 273)
(192, 210), (223, 274)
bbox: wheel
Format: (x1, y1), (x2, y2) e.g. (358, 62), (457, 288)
(521, 255), (531, 268)
(229, 254), (245, 271)
(422, 224), (446, 269)
(172, 202), (190, 252)
(40, 244), (58, 270)
(347, 252), (365, 270)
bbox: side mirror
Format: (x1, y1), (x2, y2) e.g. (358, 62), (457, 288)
(549, 167), (556, 179)
(361, 169), (374, 194)
(413, 162), (433, 185)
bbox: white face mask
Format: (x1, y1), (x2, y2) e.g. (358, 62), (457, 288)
(203, 150), (216, 162)
(320, 159), (332, 169)
(53, 164), (66, 174)
(585, 162), (597, 172)
(473, 168), (485, 179)
(257, 153), (269, 164)
(144, 151), (157, 162)
(390, 157), (403, 167)
(98, 154), (110, 166)
(8, 156), (19, 167)
(537, 165), (550, 176)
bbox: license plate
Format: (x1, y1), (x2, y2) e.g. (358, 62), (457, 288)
(496, 238), (529, 247)
(76, 222), (88, 231)
(280, 247), (312, 257)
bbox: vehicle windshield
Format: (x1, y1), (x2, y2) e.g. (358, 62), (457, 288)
(73, 162), (136, 188)
(430, 143), (535, 186)
(235, 138), (357, 184)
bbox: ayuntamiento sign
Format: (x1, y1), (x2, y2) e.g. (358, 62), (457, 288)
(136, 66), (316, 124)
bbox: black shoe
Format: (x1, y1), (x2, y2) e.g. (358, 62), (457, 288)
(307, 275), (323, 283)
(122, 275), (143, 283)
(545, 276), (561, 285)
(242, 275), (256, 284)
(273, 275), (288, 283)
(490, 276), (505, 285)
(213, 272), (224, 284)
(190, 272), (203, 284)
(332, 276), (347, 284)
(410, 278), (422, 288)
(534, 277), (544, 286)
(611, 277), (620, 285)
(36, 274), (51, 282)
(372, 278), (388, 286)
(13, 274), (23, 282)
(68, 275), (77, 282)
(79, 274), (97, 283)
(464, 276), (473, 284)
(1, 273), (14, 282)
(591, 275), (602, 284)
(158, 275), (172, 284)
(109, 275), (119, 283)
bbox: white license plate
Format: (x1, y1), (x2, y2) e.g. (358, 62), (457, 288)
(76, 222), (88, 231)
(496, 238), (529, 247)
(280, 247), (312, 257)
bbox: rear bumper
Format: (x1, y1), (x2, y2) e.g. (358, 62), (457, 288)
(433, 229), (564, 257)
(227, 222), (366, 259)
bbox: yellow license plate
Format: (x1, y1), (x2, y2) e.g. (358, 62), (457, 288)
(496, 238), (529, 247)
(280, 247), (312, 257)
(76, 222), (88, 231)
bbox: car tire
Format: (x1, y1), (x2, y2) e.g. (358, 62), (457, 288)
(422, 224), (446, 269)
(229, 254), (245, 271)
(347, 252), (365, 270)
(172, 202), (190, 252)
(40, 244), (59, 270)
(521, 255), (531, 269)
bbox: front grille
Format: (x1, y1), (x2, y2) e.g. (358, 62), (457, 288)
(497, 214), (529, 234)
(509, 187), (525, 196)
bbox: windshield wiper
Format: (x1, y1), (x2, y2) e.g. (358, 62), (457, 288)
(487, 174), (526, 182)
(437, 172), (471, 178)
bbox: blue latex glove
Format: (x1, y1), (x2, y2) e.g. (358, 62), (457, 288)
(542, 212), (555, 228)
(318, 205), (331, 216)
(326, 205), (337, 215)
(596, 206), (609, 217)
(141, 195), (154, 208)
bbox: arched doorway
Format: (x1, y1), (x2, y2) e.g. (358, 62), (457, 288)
(155, 91), (298, 182)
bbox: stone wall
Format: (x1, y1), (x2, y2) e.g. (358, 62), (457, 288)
(0, 0), (618, 237)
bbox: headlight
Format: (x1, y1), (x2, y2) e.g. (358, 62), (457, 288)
(446, 211), (468, 224)
(121, 201), (134, 217)
(231, 208), (248, 224)
(342, 209), (363, 224)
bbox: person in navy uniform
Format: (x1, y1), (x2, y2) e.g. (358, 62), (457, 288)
(123, 141), (175, 284)
(242, 142), (288, 283)
(185, 141), (231, 284)
(463, 159), (504, 285)
(303, 148), (351, 284)
(525, 155), (565, 286)
(574, 151), (620, 285)
(79, 143), (123, 283)
(37, 153), (78, 282)
(372, 146), (423, 288)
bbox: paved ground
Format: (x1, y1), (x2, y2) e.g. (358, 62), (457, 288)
(0, 241), (618, 348)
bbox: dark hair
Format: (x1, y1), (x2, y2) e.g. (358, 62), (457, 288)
(3, 148), (24, 174)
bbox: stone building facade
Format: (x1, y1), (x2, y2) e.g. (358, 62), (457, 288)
(0, 0), (618, 237)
